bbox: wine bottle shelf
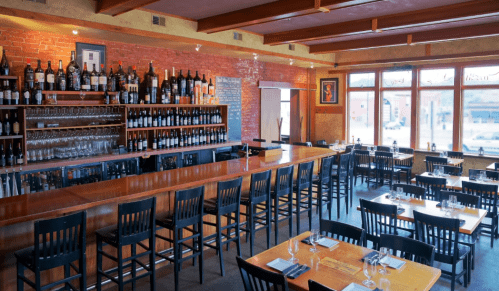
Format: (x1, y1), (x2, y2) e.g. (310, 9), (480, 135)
(126, 104), (223, 108)
(26, 123), (126, 131)
(42, 91), (119, 95)
(0, 105), (22, 109)
(126, 124), (225, 131)
(0, 76), (18, 80)
(0, 135), (23, 140)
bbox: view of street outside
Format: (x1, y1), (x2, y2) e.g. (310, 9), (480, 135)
(348, 91), (375, 145)
(381, 91), (411, 148)
(280, 89), (290, 136)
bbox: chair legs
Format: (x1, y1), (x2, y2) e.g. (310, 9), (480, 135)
(273, 194), (293, 245)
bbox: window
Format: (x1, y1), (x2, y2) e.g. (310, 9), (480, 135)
(349, 73), (375, 88)
(280, 89), (290, 136)
(418, 90), (454, 150)
(420, 68), (455, 87)
(348, 91), (375, 145)
(381, 91), (411, 147)
(382, 71), (412, 88)
(463, 66), (499, 85)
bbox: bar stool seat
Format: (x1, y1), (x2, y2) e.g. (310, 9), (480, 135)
(203, 198), (218, 213)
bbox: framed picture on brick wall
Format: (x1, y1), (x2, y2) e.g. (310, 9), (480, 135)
(320, 78), (339, 104)
(76, 43), (106, 72)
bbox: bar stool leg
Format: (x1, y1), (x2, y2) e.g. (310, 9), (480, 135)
(117, 248), (124, 291)
(288, 193), (293, 239)
(131, 243), (136, 290)
(236, 214), (242, 258)
(16, 260), (24, 291)
(296, 189), (301, 235)
(249, 206), (255, 257)
(308, 188), (312, 231)
(266, 202), (271, 250)
(174, 230), (180, 291)
(64, 264), (70, 291)
(226, 214), (231, 252)
(217, 214), (225, 276)
(198, 221), (204, 284)
(79, 255), (87, 291)
(273, 197), (279, 245)
(96, 239), (103, 291)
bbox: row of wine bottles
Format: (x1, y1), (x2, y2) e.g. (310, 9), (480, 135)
(21, 171), (63, 195)
(0, 112), (21, 136)
(127, 108), (222, 128)
(128, 128), (227, 152)
(22, 50), (216, 104)
(0, 143), (24, 166)
(0, 79), (20, 105)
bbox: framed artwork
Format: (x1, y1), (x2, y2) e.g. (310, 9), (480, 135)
(320, 78), (339, 104)
(76, 42), (106, 72)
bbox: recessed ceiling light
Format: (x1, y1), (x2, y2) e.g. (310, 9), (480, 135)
(195, 44), (202, 51)
(72, 30), (78, 35)
(310, 62), (314, 68)
(289, 59), (294, 65)
(253, 53), (258, 60)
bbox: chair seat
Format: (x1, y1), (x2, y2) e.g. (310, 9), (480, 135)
(459, 233), (478, 245)
(96, 225), (120, 245)
(435, 245), (470, 263)
(156, 211), (175, 229)
(240, 190), (251, 205)
(394, 165), (412, 170)
(203, 198), (218, 214)
(15, 246), (36, 269)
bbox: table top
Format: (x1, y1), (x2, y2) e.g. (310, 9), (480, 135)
(368, 153), (413, 161)
(243, 141), (282, 150)
(423, 158), (464, 166)
(366, 194), (487, 235)
(246, 231), (441, 291)
(412, 172), (499, 192)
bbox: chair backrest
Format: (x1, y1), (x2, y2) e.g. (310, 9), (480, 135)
(308, 279), (336, 291)
(236, 256), (289, 291)
(336, 153), (350, 182)
(271, 140), (286, 144)
(392, 183), (425, 199)
(117, 197), (156, 246)
(375, 151), (394, 172)
(415, 175), (447, 201)
(440, 190), (480, 208)
(174, 186), (204, 229)
(316, 140), (327, 145)
(398, 147), (414, 155)
(253, 138), (266, 142)
(443, 165), (462, 176)
(320, 219), (365, 246)
(248, 170), (272, 205)
(425, 156), (448, 172)
(376, 146), (391, 152)
(353, 150), (371, 171)
(274, 165), (294, 198)
(469, 169), (499, 181)
(447, 151), (463, 159)
(414, 211), (460, 262)
(359, 199), (398, 244)
(319, 156), (335, 185)
(395, 147), (414, 167)
(293, 142), (312, 147)
(379, 234), (435, 267)
(34, 211), (86, 271)
(296, 160), (314, 191)
(461, 181), (498, 215)
(217, 177), (243, 214)
(353, 144), (362, 149)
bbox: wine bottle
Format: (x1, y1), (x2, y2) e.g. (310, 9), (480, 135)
(22, 83), (30, 105)
(132, 65), (140, 91)
(35, 60), (45, 90)
(6, 143), (13, 166)
(0, 50), (9, 76)
(138, 110), (143, 128)
(153, 110), (158, 127)
(11, 82), (19, 105)
(104, 90), (109, 105)
(24, 58), (35, 89)
(142, 134), (148, 151)
(0, 145), (4, 167)
(170, 67), (178, 96)
(56, 60), (66, 91)
(147, 110), (153, 127)
(0, 83), (4, 105)
(107, 65), (116, 92)
(137, 134), (143, 151)
(116, 61), (126, 91)
(16, 143), (23, 165)
(186, 70), (194, 98)
(66, 51), (81, 91)
(120, 85), (128, 104)
(128, 135), (133, 152)
(152, 133), (157, 150)
(144, 87), (151, 104)
(146, 61), (158, 104)
(208, 78), (215, 95)
(12, 113), (19, 135)
(161, 69), (171, 104)
(81, 62), (91, 91)
(178, 69), (186, 97)
(158, 109), (162, 127)
(128, 86), (134, 104)
(194, 71), (202, 104)
(32, 80), (42, 105)
(133, 134), (138, 152)
(45, 61), (55, 91)
(90, 64), (99, 91)
(3, 81), (11, 105)
(98, 64), (107, 92)
(133, 110), (138, 128)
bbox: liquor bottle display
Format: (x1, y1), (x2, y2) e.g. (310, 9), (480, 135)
(146, 61), (158, 104)
(11, 83), (19, 105)
(24, 58), (34, 89)
(90, 64), (99, 91)
(3, 80), (10, 105)
(56, 60), (66, 91)
(107, 65), (116, 92)
(66, 51), (81, 91)
(81, 62), (91, 91)
(98, 64), (107, 92)
(35, 60), (45, 90)
(161, 69), (171, 104)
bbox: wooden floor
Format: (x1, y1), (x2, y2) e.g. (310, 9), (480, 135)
(128, 181), (497, 291)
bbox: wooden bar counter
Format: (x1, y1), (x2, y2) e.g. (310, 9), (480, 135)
(0, 144), (334, 290)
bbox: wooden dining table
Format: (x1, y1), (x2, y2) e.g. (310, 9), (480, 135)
(423, 158), (464, 166)
(369, 152), (414, 161)
(412, 172), (499, 192)
(365, 194), (487, 235)
(246, 231), (441, 291)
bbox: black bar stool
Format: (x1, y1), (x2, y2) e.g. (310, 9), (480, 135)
(240, 169), (272, 257)
(272, 165), (294, 245)
(155, 186), (204, 291)
(291, 160), (314, 234)
(203, 177), (243, 276)
(16, 211), (87, 291)
(96, 197), (156, 291)
(312, 156), (335, 221)
(331, 153), (350, 219)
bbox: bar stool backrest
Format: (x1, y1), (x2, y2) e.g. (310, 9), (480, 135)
(469, 169), (499, 181)
(236, 256), (289, 291)
(461, 181), (498, 215)
(425, 156), (448, 172)
(217, 177), (243, 214)
(174, 186), (205, 229)
(34, 211), (87, 271)
(319, 156), (335, 185)
(415, 175), (446, 201)
(248, 169), (272, 205)
(297, 161), (314, 190)
(391, 183), (425, 199)
(118, 197), (156, 246)
(440, 190), (479, 208)
(443, 165), (462, 176)
(275, 165), (294, 198)
(337, 154), (350, 182)
(354, 150), (371, 169)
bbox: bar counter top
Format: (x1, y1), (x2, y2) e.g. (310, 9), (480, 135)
(0, 144), (334, 227)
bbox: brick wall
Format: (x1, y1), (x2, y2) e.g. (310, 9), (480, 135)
(0, 27), (313, 140)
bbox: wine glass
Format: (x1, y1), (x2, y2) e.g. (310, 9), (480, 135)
(396, 187), (403, 206)
(363, 257), (377, 288)
(442, 200), (451, 216)
(378, 247), (390, 275)
(449, 195), (457, 210)
(287, 238), (299, 264)
(309, 229), (320, 253)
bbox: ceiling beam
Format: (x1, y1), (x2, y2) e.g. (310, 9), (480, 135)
(264, 0), (499, 45)
(309, 21), (499, 54)
(96, 0), (161, 17)
(197, 0), (382, 34)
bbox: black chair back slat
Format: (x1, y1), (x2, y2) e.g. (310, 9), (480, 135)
(392, 183), (425, 199)
(217, 177), (243, 213)
(439, 190), (479, 208)
(309, 279), (337, 291)
(297, 161), (314, 190)
(236, 256), (289, 291)
(320, 219), (365, 246)
(443, 165), (462, 176)
(469, 169), (499, 181)
(336, 154), (350, 182)
(426, 156), (448, 172)
(248, 170), (272, 205)
(359, 199), (398, 247)
(415, 175), (446, 201)
(380, 234), (435, 266)
(118, 197), (156, 246)
(275, 165), (294, 197)
(175, 186), (205, 229)
(375, 151), (394, 172)
(395, 148), (414, 167)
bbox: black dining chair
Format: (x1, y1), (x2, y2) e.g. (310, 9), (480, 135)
(461, 181), (498, 248)
(240, 169), (272, 257)
(379, 234), (435, 266)
(271, 140), (286, 144)
(414, 211), (469, 291)
(447, 151), (464, 159)
(16, 211), (87, 291)
(96, 198), (156, 291)
(331, 154), (350, 219)
(469, 169), (499, 181)
(320, 219), (365, 246)
(443, 165), (462, 176)
(272, 165), (294, 245)
(309, 279), (337, 291)
(253, 138), (266, 142)
(375, 151), (400, 188)
(359, 199), (400, 250)
(392, 183), (425, 199)
(236, 256), (289, 291)
(287, 160), (314, 235)
(426, 156), (448, 172)
(156, 186), (204, 291)
(293, 141), (312, 147)
(376, 145), (391, 152)
(353, 150), (375, 187)
(203, 177), (243, 276)
(395, 147), (414, 184)
(415, 175), (447, 201)
(316, 140), (327, 145)
(312, 156), (335, 221)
